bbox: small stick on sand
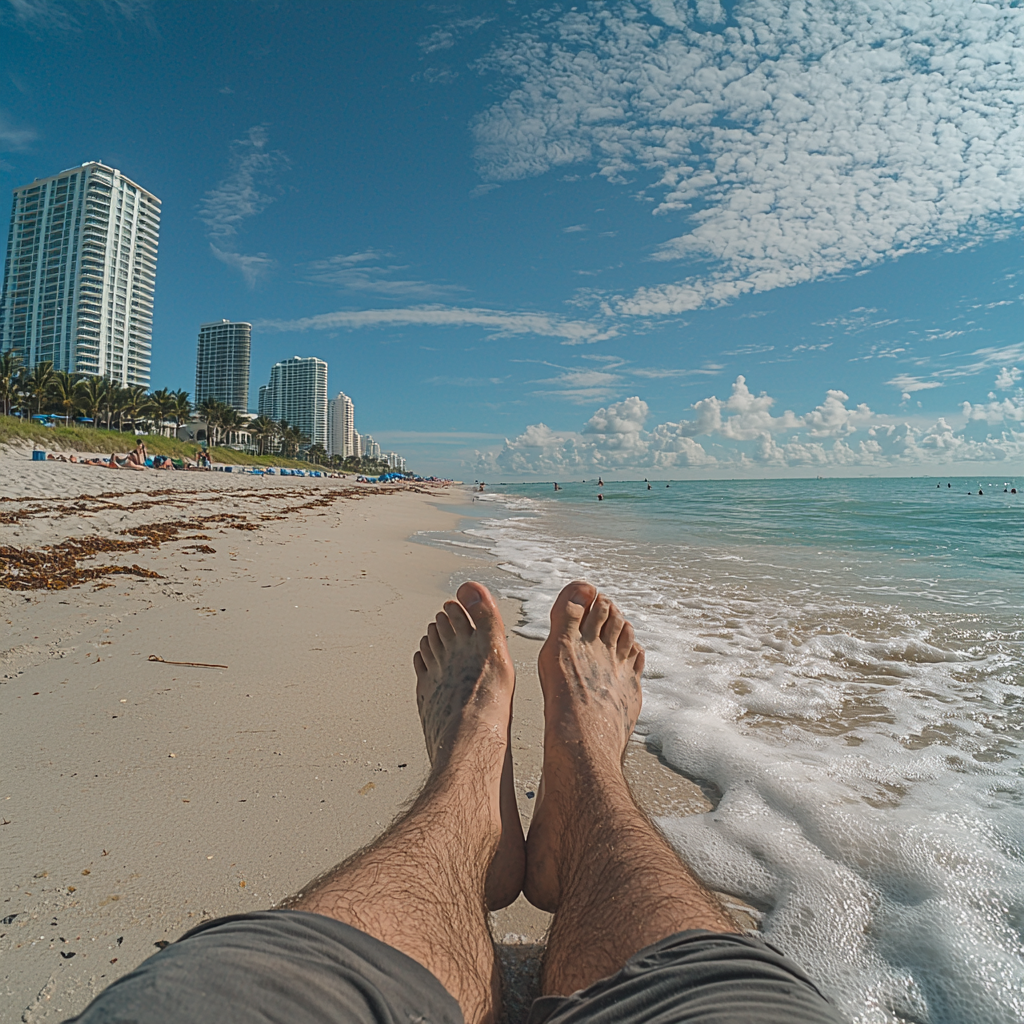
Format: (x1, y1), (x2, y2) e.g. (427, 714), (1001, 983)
(148, 655), (228, 669)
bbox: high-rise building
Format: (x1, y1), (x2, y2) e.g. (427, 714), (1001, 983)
(258, 355), (328, 448)
(195, 320), (251, 412)
(352, 431), (363, 458)
(363, 434), (381, 460)
(327, 390), (355, 458)
(0, 161), (160, 386)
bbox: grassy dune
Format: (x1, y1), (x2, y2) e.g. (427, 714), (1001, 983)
(0, 415), (316, 469)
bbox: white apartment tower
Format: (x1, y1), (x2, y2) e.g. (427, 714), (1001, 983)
(195, 320), (251, 412)
(327, 390), (355, 458)
(0, 162), (160, 386)
(258, 355), (328, 448)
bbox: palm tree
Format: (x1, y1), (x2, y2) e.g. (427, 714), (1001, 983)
(24, 361), (55, 418)
(121, 385), (149, 434)
(278, 421), (307, 459)
(220, 407), (243, 446)
(171, 391), (191, 436)
(248, 415), (277, 455)
(49, 371), (84, 425)
(307, 443), (327, 466)
(197, 397), (229, 446)
(77, 376), (108, 428)
(0, 350), (23, 417)
(147, 388), (176, 436)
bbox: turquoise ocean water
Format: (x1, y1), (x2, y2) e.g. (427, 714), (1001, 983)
(432, 477), (1023, 1024)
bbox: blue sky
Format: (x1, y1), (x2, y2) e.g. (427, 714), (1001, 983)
(1, 0), (1021, 479)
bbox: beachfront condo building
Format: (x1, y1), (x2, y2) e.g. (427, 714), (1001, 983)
(327, 390), (355, 458)
(0, 161), (160, 387)
(363, 434), (381, 460)
(258, 355), (328, 448)
(195, 320), (251, 412)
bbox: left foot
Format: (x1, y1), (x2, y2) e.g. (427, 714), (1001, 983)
(414, 581), (525, 909)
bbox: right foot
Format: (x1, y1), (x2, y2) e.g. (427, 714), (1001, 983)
(413, 581), (526, 909)
(524, 581), (645, 911)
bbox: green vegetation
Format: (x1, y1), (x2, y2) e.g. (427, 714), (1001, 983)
(0, 415), (315, 468)
(0, 354), (408, 476)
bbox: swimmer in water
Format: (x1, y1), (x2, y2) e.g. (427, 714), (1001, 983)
(69, 580), (846, 1024)
(597, 493), (604, 501)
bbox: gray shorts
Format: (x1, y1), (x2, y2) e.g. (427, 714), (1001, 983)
(64, 910), (844, 1024)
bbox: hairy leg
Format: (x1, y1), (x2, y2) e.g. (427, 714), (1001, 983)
(284, 582), (522, 1024)
(527, 581), (736, 997)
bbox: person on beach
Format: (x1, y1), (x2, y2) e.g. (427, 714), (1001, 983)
(66, 581), (842, 1024)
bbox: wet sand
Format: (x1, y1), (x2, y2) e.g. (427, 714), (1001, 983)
(0, 453), (730, 1022)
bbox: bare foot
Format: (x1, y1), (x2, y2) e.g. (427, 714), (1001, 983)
(414, 581), (526, 910)
(524, 581), (644, 911)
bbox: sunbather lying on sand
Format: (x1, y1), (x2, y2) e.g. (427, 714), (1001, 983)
(68, 581), (843, 1024)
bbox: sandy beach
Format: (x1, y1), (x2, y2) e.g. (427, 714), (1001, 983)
(1, 451), (722, 1022)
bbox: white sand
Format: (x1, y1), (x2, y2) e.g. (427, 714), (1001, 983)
(0, 450), (718, 1022)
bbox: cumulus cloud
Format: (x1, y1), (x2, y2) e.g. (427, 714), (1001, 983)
(669, 376), (801, 439)
(474, 0), (1024, 314)
(995, 366), (1022, 390)
(302, 250), (464, 299)
(253, 305), (616, 345)
(199, 125), (288, 287)
(961, 395), (1024, 425)
(482, 376), (1024, 476)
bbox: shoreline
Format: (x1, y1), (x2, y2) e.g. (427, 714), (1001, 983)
(1, 459), (725, 1022)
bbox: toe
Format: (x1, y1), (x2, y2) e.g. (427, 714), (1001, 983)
(615, 619), (635, 659)
(427, 621), (445, 660)
(443, 599), (473, 636)
(456, 581), (505, 636)
(581, 593), (611, 641)
(549, 580), (597, 637)
(413, 650), (429, 677)
(631, 643), (645, 678)
(600, 602), (626, 649)
(419, 634), (436, 668)
(435, 610), (457, 643)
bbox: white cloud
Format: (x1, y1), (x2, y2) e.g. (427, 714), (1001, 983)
(669, 375), (801, 439)
(961, 395), (1024, 425)
(303, 250), (464, 299)
(534, 367), (624, 403)
(4, 0), (151, 30)
(474, 1), (1024, 314)
(199, 125), (288, 287)
(802, 390), (875, 438)
(886, 374), (944, 395)
(0, 110), (37, 151)
(210, 246), (275, 289)
(995, 366), (1022, 390)
(419, 15), (493, 54)
(886, 344), (1024, 397)
(253, 305), (616, 345)
(483, 377), (1024, 476)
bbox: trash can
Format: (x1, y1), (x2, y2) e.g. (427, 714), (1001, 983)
(32, 450), (46, 461)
